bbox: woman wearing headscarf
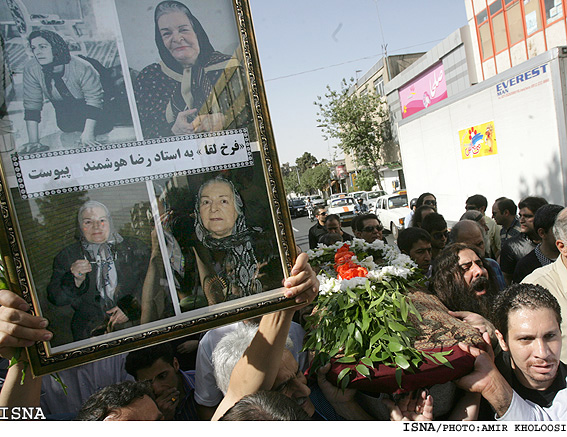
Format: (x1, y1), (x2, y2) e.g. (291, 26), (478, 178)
(47, 201), (150, 342)
(192, 176), (283, 304)
(22, 30), (112, 153)
(134, 0), (242, 139)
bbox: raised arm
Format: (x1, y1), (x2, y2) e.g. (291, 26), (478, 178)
(211, 253), (318, 420)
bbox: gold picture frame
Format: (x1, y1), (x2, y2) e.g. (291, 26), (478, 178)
(0, 0), (297, 376)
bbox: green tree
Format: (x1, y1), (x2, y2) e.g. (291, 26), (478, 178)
(283, 171), (300, 195)
(355, 169), (376, 191)
(300, 164), (330, 193)
(315, 78), (392, 190)
(295, 152), (318, 174)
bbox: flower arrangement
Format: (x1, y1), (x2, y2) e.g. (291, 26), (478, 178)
(304, 239), (453, 389)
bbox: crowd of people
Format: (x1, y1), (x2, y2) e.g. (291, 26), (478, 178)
(1, 191), (567, 421)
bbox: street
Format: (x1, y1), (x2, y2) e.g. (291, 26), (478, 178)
(291, 215), (394, 253)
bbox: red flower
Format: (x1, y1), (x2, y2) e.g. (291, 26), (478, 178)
(335, 251), (355, 266)
(339, 265), (369, 280)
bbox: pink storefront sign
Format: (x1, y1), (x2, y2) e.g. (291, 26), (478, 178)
(399, 63), (447, 119)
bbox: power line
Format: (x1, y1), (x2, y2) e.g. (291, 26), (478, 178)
(264, 38), (444, 83)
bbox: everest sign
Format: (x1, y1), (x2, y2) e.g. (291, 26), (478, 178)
(399, 63), (447, 119)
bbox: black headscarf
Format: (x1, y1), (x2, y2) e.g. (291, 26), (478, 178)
(153, 1), (234, 118)
(28, 29), (72, 98)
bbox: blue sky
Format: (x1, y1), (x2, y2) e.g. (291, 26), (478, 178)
(248, 0), (468, 165)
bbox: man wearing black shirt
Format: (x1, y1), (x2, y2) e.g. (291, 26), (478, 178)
(308, 206), (328, 249)
(477, 283), (566, 418)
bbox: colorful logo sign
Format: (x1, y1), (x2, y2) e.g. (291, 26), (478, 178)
(399, 63), (447, 119)
(459, 121), (498, 160)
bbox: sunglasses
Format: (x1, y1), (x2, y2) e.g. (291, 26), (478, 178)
(362, 225), (384, 233)
(318, 211), (328, 216)
(431, 230), (449, 240)
(423, 200), (437, 206)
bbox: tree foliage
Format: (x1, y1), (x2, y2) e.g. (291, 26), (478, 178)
(283, 171), (300, 195)
(356, 169), (376, 191)
(315, 78), (392, 190)
(295, 152), (318, 174)
(300, 164), (330, 193)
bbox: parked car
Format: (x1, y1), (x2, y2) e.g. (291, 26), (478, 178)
(360, 190), (386, 212)
(309, 195), (326, 207)
(288, 198), (308, 218)
(327, 192), (348, 205)
(328, 196), (357, 225)
(373, 193), (409, 239)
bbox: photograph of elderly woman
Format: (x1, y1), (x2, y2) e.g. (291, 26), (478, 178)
(0, 0), (135, 157)
(10, 183), (156, 347)
(115, 0), (254, 140)
(141, 156), (285, 323)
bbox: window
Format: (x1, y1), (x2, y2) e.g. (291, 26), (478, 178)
(544, 0), (564, 24)
(506, 0), (525, 45)
(524, 0), (542, 35)
(374, 77), (385, 96)
(479, 22), (494, 58)
(492, 12), (508, 52)
(489, 0), (503, 15)
(477, 8), (489, 24)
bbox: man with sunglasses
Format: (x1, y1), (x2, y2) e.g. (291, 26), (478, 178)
(352, 213), (384, 244)
(308, 206), (328, 249)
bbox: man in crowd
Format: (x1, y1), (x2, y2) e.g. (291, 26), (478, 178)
(397, 227), (432, 274)
(513, 204), (563, 283)
(430, 243), (499, 318)
(352, 213), (384, 244)
(451, 220), (506, 290)
(456, 287), (567, 421)
(421, 212), (448, 260)
(354, 197), (368, 215)
(492, 197), (521, 243)
(523, 206), (567, 363)
(491, 284), (565, 409)
(125, 342), (199, 420)
(465, 194), (501, 260)
(404, 198), (418, 229)
(308, 205), (328, 249)
(500, 196), (548, 284)
(324, 214), (353, 242)
(212, 322), (372, 420)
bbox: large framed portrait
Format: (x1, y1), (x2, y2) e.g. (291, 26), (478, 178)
(0, 0), (296, 376)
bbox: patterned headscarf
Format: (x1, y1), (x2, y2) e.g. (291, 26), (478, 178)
(194, 177), (262, 298)
(78, 201), (123, 310)
(153, 1), (234, 122)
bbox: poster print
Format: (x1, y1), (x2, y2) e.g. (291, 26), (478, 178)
(0, 0), (295, 376)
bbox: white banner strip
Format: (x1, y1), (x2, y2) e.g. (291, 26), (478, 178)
(13, 129), (252, 198)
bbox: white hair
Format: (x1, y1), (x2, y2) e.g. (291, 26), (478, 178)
(212, 322), (294, 395)
(553, 208), (567, 243)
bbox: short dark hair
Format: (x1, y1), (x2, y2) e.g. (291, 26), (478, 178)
(495, 197), (517, 216)
(325, 214), (341, 225)
(518, 196), (548, 214)
(319, 232), (343, 245)
(352, 213), (380, 232)
(411, 205), (435, 227)
(397, 227), (431, 254)
(466, 194), (488, 210)
(125, 343), (175, 379)
(220, 391), (311, 421)
(533, 204), (564, 233)
(416, 192), (436, 208)
(76, 381), (154, 421)
(314, 206), (326, 216)
(492, 283), (562, 340)
(421, 212), (447, 234)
